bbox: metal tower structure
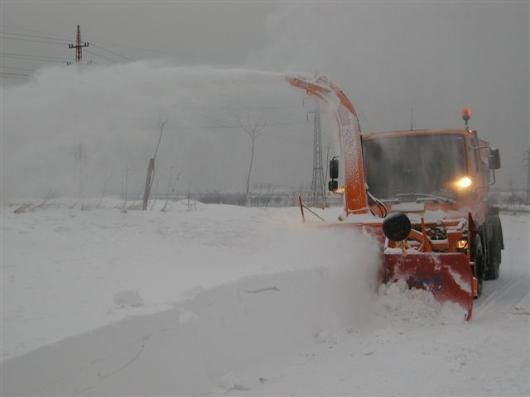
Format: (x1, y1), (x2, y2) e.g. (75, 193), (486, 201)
(310, 102), (326, 207)
(68, 25), (89, 63)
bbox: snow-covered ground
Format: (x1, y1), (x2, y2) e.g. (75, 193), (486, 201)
(1, 201), (528, 395)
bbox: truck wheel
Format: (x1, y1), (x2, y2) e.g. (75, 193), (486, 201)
(472, 236), (484, 297)
(485, 216), (502, 280)
(485, 235), (501, 280)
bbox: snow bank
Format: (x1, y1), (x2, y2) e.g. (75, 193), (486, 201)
(4, 206), (526, 395)
(1, 208), (380, 395)
(3, 266), (378, 395)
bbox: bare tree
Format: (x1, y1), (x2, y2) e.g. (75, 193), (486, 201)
(74, 142), (87, 207)
(121, 166), (129, 213)
(142, 119), (167, 211)
(161, 167), (181, 212)
(524, 146), (530, 205)
(236, 112), (267, 206)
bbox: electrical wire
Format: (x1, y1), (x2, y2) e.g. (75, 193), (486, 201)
(85, 49), (112, 63)
(0, 28), (69, 42)
(1, 52), (66, 61)
(91, 44), (134, 61)
(1, 25), (168, 57)
(0, 32), (68, 45)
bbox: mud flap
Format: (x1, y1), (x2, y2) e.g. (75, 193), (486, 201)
(384, 253), (474, 320)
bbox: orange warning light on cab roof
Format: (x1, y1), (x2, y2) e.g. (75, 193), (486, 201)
(462, 108), (472, 121)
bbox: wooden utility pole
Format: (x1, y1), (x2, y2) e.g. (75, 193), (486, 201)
(525, 146), (530, 205)
(142, 120), (167, 210)
(68, 25), (89, 63)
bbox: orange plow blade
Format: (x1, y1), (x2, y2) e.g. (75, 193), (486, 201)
(384, 253), (474, 320)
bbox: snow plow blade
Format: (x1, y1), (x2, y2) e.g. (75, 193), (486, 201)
(383, 253), (474, 320)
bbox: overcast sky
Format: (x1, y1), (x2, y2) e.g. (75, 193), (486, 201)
(1, 1), (274, 67)
(1, 1), (529, 198)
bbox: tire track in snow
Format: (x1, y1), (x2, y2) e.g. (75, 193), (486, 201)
(475, 277), (528, 319)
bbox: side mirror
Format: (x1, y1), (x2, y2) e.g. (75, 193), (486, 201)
(329, 157), (339, 179)
(489, 148), (500, 170)
(328, 157), (339, 192)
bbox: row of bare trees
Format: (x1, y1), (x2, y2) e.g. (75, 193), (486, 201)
(141, 111), (269, 210)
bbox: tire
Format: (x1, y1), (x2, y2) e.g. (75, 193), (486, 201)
(472, 235), (485, 297)
(485, 235), (501, 280)
(485, 215), (502, 280)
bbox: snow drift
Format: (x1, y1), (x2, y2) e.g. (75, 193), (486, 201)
(1, 204), (380, 395)
(2, 205), (528, 395)
(2, 263), (378, 395)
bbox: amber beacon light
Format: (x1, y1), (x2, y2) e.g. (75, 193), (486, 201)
(462, 108), (472, 129)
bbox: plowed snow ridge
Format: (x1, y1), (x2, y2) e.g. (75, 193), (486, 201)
(1, 203), (528, 395)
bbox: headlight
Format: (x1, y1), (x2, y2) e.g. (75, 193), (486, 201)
(454, 176), (472, 190)
(456, 239), (468, 249)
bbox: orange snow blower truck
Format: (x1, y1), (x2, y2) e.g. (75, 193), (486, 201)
(288, 75), (503, 320)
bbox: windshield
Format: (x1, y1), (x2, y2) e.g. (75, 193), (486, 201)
(362, 134), (466, 200)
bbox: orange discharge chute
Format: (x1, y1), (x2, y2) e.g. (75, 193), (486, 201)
(287, 75), (368, 215)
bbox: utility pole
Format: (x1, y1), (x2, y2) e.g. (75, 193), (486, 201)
(410, 105), (414, 131)
(68, 25), (89, 63)
(75, 142), (87, 200)
(309, 102), (326, 207)
(525, 146), (530, 205)
(142, 120), (167, 210)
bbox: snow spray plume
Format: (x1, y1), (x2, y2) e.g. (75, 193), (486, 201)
(1, 62), (313, 202)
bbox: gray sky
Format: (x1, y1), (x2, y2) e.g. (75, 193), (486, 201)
(1, 0), (529, 198)
(1, 1), (273, 67)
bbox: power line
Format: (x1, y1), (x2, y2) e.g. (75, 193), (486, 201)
(525, 146), (530, 205)
(1, 25), (167, 60)
(0, 32), (68, 45)
(91, 44), (134, 61)
(1, 24), (146, 52)
(1, 58), (66, 67)
(0, 52), (66, 61)
(0, 26), (69, 42)
(0, 29), (72, 69)
(88, 39), (168, 57)
(85, 49), (113, 63)
(10, 25), (168, 56)
(1, 37), (134, 63)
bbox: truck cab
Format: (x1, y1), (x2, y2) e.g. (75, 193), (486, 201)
(361, 128), (500, 211)
(358, 126), (504, 292)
